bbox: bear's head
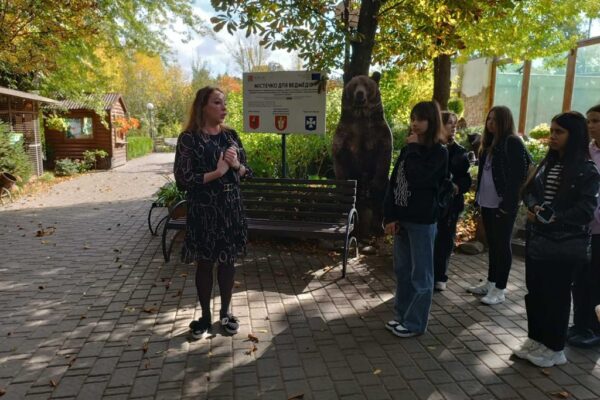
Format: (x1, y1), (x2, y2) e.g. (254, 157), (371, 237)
(342, 72), (383, 118)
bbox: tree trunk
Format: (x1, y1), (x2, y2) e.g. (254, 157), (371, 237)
(343, 0), (382, 84)
(433, 54), (452, 110)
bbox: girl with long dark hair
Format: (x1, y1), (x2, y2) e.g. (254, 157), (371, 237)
(468, 106), (529, 305)
(568, 104), (600, 348)
(383, 101), (448, 337)
(517, 111), (600, 367)
(174, 86), (251, 338)
(433, 111), (472, 291)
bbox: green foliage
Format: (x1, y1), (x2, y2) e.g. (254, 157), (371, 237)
(155, 179), (186, 207)
(38, 172), (55, 183)
(528, 123), (550, 139)
(524, 137), (548, 165)
(127, 137), (153, 160)
(159, 121), (183, 138)
(46, 114), (68, 132)
(379, 67), (433, 128)
(1, 1), (207, 98)
(447, 98), (465, 116)
(54, 158), (85, 176)
(0, 122), (32, 184)
(83, 149), (109, 170)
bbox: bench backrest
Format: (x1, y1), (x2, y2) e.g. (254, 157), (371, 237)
(240, 178), (357, 223)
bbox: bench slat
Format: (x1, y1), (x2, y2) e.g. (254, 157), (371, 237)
(243, 191), (355, 204)
(243, 199), (352, 212)
(244, 178), (357, 187)
(246, 209), (349, 221)
(241, 183), (356, 195)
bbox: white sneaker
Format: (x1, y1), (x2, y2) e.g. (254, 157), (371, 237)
(434, 281), (447, 291)
(526, 346), (567, 368)
(481, 287), (505, 305)
(467, 280), (495, 295)
(513, 338), (542, 359)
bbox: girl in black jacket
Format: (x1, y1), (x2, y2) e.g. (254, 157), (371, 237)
(434, 111), (472, 291)
(383, 101), (448, 337)
(468, 106), (529, 305)
(517, 111), (600, 367)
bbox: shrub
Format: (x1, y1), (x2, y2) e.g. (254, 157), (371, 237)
(447, 98), (465, 116)
(159, 121), (182, 138)
(528, 123), (550, 140)
(46, 114), (68, 132)
(55, 158), (82, 176)
(127, 136), (153, 160)
(0, 121), (32, 184)
(524, 137), (547, 165)
(38, 172), (55, 182)
(83, 149), (108, 169)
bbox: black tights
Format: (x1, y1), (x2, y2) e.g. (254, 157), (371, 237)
(195, 260), (236, 321)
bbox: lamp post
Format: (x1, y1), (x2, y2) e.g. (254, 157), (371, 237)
(146, 102), (155, 152)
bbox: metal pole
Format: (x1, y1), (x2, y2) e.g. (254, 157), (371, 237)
(281, 133), (287, 178)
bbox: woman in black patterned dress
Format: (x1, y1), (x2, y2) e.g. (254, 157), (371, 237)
(174, 86), (251, 338)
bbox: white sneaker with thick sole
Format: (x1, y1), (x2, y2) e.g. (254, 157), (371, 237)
(513, 338), (542, 359)
(526, 346), (567, 368)
(467, 280), (495, 295)
(481, 286), (505, 305)
(434, 281), (447, 291)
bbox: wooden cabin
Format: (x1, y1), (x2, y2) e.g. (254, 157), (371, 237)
(0, 87), (57, 177)
(45, 93), (128, 169)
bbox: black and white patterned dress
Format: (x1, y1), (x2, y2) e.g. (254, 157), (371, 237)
(173, 129), (251, 265)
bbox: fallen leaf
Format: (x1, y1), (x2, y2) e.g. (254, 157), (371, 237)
(113, 249), (120, 253)
(165, 282), (171, 290)
(234, 281), (242, 288)
(68, 357), (76, 367)
(245, 344), (258, 355)
(288, 394), (304, 400)
(264, 316), (269, 320)
(38, 286), (44, 290)
(247, 333), (259, 343)
(114, 257), (120, 262)
(80, 315), (86, 320)
(179, 273), (188, 278)
(7, 332), (11, 336)
(550, 391), (570, 399)
(142, 341), (149, 353)
(171, 290), (182, 298)
(83, 244), (90, 250)
(144, 359), (150, 369)
(41, 240), (49, 245)
(541, 369), (551, 376)
(142, 307), (157, 314)
(206, 374), (210, 381)
(35, 226), (55, 237)
(373, 368), (381, 375)
(0, 388), (6, 396)
(49, 380), (57, 387)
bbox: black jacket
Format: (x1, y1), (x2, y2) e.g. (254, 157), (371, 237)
(446, 141), (472, 215)
(523, 159), (600, 231)
(384, 142), (448, 225)
(476, 135), (529, 214)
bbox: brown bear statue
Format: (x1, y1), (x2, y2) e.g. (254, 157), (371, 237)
(332, 72), (392, 237)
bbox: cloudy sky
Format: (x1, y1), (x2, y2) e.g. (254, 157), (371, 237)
(165, 0), (294, 78)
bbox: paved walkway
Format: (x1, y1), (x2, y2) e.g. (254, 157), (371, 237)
(1, 153), (599, 400)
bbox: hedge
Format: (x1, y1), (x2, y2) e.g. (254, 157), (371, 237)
(127, 136), (153, 160)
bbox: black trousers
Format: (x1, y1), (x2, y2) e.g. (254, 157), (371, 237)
(434, 210), (459, 283)
(481, 207), (517, 289)
(572, 234), (600, 333)
(525, 256), (581, 351)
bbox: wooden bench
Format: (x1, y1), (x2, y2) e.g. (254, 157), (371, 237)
(161, 178), (358, 277)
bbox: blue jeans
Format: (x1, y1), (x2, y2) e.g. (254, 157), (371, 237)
(393, 222), (437, 334)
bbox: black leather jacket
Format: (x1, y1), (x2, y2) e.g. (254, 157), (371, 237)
(476, 135), (529, 214)
(447, 141), (472, 215)
(523, 159), (600, 230)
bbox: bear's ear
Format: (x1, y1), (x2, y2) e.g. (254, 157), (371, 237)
(371, 71), (381, 85)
